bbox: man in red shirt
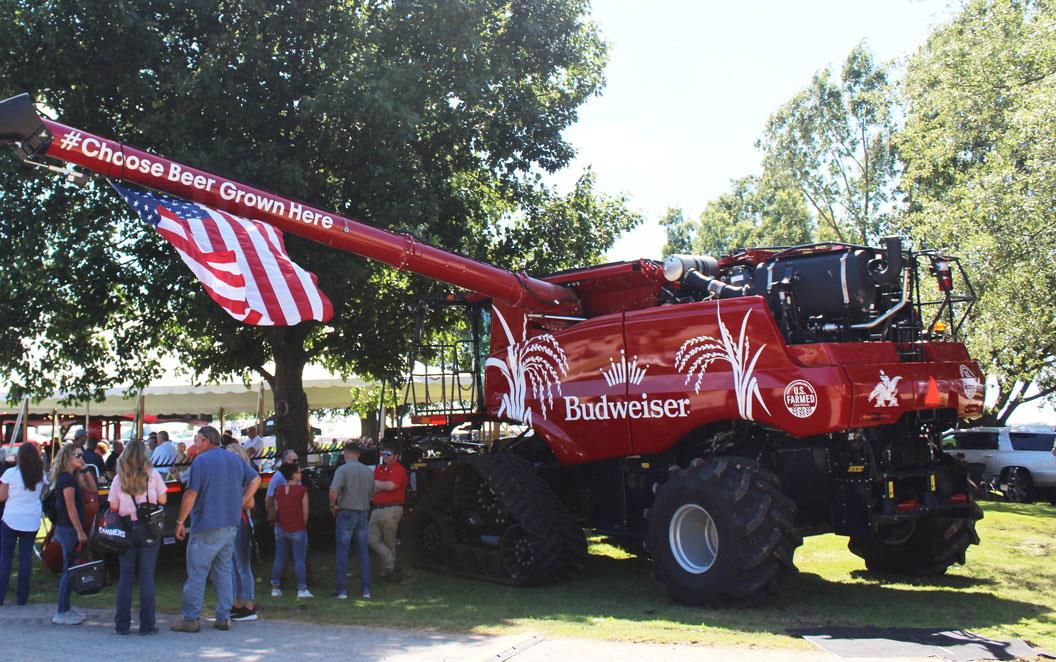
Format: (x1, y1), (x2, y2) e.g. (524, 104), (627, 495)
(369, 446), (408, 582)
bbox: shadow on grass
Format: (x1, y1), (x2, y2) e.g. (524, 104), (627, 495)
(141, 544), (1044, 640)
(847, 569), (998, 588)
(25, 532), (1051, 645)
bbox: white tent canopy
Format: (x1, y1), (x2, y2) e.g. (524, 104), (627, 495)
(1, 362), (474, 417)
(0, 376), (369, 417)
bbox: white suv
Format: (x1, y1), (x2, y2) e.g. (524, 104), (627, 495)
(942, 426), (1056, 503)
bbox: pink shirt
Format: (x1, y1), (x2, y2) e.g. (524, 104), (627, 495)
(108, 471), (166, 521)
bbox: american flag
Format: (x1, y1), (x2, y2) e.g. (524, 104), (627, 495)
(111, 182), (333, 326)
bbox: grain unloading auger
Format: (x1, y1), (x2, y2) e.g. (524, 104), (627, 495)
(2, 92), (984, 605)
(0, 93), (578, 315)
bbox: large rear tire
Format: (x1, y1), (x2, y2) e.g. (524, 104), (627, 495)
(848, 503), (982, 576)
(646, 456), (802, 605)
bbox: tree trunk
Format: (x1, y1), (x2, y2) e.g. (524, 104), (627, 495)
(268, 327), (311, 458)
(360, 409), (380, 442)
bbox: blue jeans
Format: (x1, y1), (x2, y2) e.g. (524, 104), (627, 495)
(272, 526), (308, 590)
(334, 509), (369, 594)
(180, 526), (236, 621)
(54, 525), (77, 613)
(231, 518), (254, 602)
(0, 521), (36, 605)
(115, 521), (160, 633)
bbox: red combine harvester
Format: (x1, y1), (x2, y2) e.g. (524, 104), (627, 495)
(1, 93), (984, 604)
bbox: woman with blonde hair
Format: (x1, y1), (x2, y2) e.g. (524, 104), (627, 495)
(226, 440), (259, 621)
(48, 443), (89, 625)
(108, 440), (167, 635)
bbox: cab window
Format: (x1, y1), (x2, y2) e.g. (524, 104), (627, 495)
(951, 432), (999, 450)
(1009, 432), (1056, 452)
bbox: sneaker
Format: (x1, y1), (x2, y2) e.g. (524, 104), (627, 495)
(361, 590), (372, 599)
(139, 627), (159, 636)
(331, 590), (348, 600)
(271, 586), (283, 598)
(231, 608), (257, 622)
(297, 588), (314, 599)
(52, 610), (85, 625)
(69, 606), (86, 618)
(170, 618), (201, 633)
(213, 618), (231, 631)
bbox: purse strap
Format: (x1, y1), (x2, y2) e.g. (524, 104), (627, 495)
(131, 474), (158, 506)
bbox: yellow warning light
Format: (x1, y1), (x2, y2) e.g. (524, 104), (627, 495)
(933, 320), (948, 334)
(887, 481), (896, 498)
(929, 474), (937, 491)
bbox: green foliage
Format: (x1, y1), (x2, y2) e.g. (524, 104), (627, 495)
(0, 1), (636, 452)
(659, 207), (693, 256)
(898, 0), (1056, 421)
(489, 170), (641, 274)
(672, 44), (893, 258)
(689, 170), (814, 256)
(760, 44), (897, 244)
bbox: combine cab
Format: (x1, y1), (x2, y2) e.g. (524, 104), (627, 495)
(1, 93), (984, 604)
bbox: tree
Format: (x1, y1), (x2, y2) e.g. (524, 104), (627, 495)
(898, 0), (1056, 424)
(660, 207), (694, 256)
(0, 1), (638, 454)
(660, 169), (813, 258)
(690, 170), (814, 256)
(760, 44), (897, 244)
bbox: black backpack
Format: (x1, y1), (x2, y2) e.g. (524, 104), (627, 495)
(41, 483), (62, 523)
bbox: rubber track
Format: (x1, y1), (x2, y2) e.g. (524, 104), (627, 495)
(467, 454), (588, 584)
(410, 454), (586, 586)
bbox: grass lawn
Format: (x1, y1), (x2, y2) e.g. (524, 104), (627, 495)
(22, 501), (1056, 650)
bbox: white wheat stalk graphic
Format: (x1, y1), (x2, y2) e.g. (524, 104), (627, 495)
(485, 307), (569, 426)
(675, 305), (770, 421)
(602, 349), (648, 387)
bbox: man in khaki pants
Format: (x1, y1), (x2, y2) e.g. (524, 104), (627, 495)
(369, 446), (408, 582)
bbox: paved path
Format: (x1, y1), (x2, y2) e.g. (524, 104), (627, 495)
(0, 604), (929, 661)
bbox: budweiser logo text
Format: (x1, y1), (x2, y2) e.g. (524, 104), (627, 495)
(563, 394), (690, 421)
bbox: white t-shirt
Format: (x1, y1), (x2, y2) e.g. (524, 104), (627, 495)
(243, 435), (263, 457)
(1, 467), (44, 532)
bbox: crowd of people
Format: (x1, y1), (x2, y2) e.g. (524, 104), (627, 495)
(0, 427), (409, 635)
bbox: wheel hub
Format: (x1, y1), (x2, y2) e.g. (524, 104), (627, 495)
(669, 503), (719, 574)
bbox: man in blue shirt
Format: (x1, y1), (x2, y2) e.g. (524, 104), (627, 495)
(81, 437), (106, 480)
(171, 426), (260, 633)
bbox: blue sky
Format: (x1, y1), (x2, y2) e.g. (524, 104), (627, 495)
(550, 0), (956, 261)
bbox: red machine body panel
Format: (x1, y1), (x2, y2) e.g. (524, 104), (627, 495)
(486, 298), (985, 466)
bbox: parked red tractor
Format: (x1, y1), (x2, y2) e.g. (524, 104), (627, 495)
(2, 93), (984, 604)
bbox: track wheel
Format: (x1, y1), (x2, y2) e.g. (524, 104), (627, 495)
(848, 503), (983, 576)
(646, 456), (802, 605)
(499, 525), (533, 582)
(409, 510), (453, 566)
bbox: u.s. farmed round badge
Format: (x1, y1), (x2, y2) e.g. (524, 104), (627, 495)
(784, 380), (818, 418)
